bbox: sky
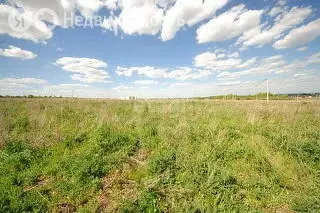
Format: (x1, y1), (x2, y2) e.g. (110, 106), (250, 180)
(0, 0), (319, 98)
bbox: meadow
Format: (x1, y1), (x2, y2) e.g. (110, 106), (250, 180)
(0, 98), (319, 213)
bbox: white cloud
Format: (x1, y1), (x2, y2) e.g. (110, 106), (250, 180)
(169, 67), (211, 80)
(294, 73), (307, 78)
(104, 0), (119, 11)
(156, 0), (176, 9)
(0, 5), (53, 42)
(236, 57), (258, 69)
(75, 0), (104, 17)
(101, 16), (120, 35)
(116, 51), (259, 82)
(268, 7), (284, 17)
(102, 0), (228, 40)
(7, 0), (71, 26)
(196, 4), (263, 43)
(240, 6), (312, 48)
(273, 19), (320, 49)
(2, 76), (319, 99)
(214, 52), (320, 81)
(0, 78), (47, 89)
(55, 57), (111, 83)
(0, 45), (37, 59)
(133, 80), (159, 85)
(1, 0), (106, 41)
(228, 52), (240, 58)
(101, 0), (164, 36)
(277, 0), (286, 6)
(8, 0), (103, 23)
(116, 66), (168, 78)
(307, 52), (320, 64)
(268, 0), (287, 17)
(194, 51), (257, 71)
(116, 65), (211, 81)
(297, 46), (308, 51)
(161, 0), (228, 41)
(216, 55), (287, 80)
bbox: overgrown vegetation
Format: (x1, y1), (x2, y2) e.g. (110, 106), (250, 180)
(0, 98), (319, 212)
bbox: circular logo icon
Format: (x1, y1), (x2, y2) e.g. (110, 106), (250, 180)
(8, 8), (59, 33)
(8, 10), (33, 33)
(34, 8), (59, 31)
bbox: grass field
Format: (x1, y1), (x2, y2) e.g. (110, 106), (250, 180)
(0, 98), (319, 212)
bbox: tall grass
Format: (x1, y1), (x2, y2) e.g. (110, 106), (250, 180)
(0, 98), (319, 212)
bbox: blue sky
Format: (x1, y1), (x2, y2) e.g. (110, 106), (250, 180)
(0, 0), (319, 98)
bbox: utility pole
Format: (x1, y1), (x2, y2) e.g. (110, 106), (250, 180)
(267, 79), (269, 104)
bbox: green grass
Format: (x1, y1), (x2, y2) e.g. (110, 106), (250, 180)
(0, 98), (319, 212)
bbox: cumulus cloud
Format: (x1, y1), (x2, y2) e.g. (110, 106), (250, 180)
(75, 0), (104, 17)
(8, 0), (103, 23)
(273, 19), (320, 49)
(1, 0), (106, 42)
(116, 66), (168, 78)
(240, 6), (312, 48)
(268, 7), (284, 17)
(194, 51), (257, 71)
(104, 0), (119, 10)
(216, 55), (287, 80)
(277, 0), (286, 6)
(0, 78), (47, 89)
(307, 52), (320, 64)
(7, 0), (71, 26)
(55, 57), (111, 83)
(101, 16), (120, 35)
(196, 4), (263, 44)
(102, 0), (228, 40)
(0, 45), (37, 59)
(0, 5), (53, 42)
(101, 0), (164, 36)
(161, 0), (228, 41)
(294, 73), (307, 78)
(215, 52), (319, 81)
(116, 51), (259, 82)
(169, 67), (212, 80)
(229, 52), (240, 58)
(298, 46), (308, 52)
(116, 66), (211, 81)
